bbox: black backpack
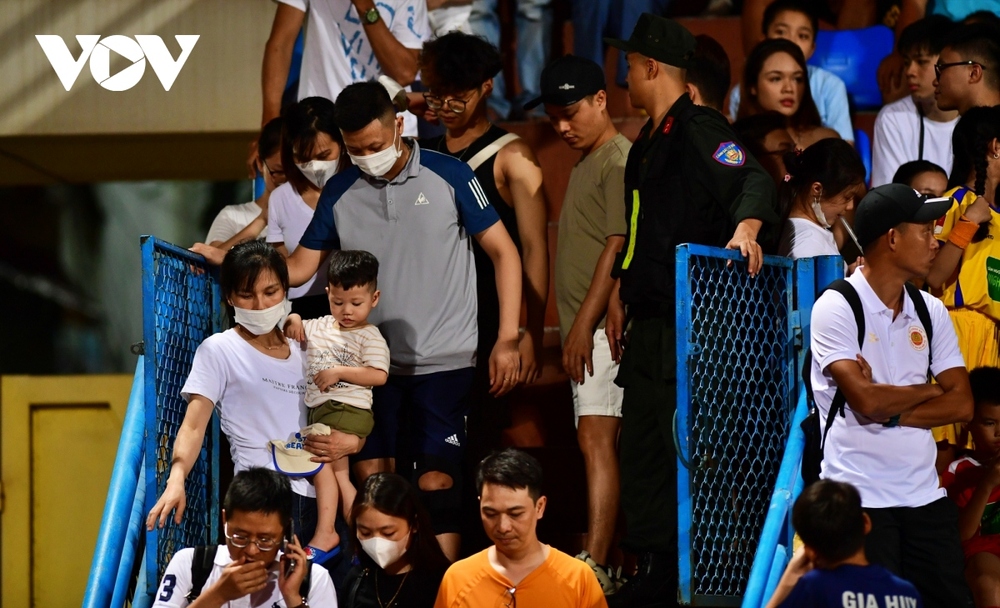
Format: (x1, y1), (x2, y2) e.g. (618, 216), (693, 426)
(185, 545), (312, 603)
(800, 280), (935, 486)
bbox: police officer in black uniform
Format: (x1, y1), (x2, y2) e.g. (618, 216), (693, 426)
(603, 14), (780, 608)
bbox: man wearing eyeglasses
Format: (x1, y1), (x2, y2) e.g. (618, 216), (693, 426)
(152, 468), (337, 608)
(935, 23), (1000, 116)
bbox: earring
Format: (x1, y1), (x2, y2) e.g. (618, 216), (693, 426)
(994, 153), (999, 159)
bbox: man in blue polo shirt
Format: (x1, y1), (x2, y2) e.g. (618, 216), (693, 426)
(287, 81), (522, 559)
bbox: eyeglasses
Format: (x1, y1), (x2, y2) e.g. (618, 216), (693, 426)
(262, 160), (285, 179)
(225, 526), (279, 551)
(935, 60), (983, 78)
(495, 587), (516, 608)
(423, 93), (474, 114)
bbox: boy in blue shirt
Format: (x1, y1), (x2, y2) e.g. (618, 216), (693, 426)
(729, 0), (854, 143)
(767, 480), (923, 608)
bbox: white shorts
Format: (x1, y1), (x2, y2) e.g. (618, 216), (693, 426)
(571, 328), (624, 425)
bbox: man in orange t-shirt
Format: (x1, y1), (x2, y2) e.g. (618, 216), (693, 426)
(434, 449), (607, 608)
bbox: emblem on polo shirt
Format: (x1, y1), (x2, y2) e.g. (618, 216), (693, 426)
(909, 326), (927, 351)
(415, 192), (429, 205)
(712, 142), (745, 167)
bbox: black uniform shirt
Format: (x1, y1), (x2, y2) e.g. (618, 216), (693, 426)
(615, 93), (780, 311)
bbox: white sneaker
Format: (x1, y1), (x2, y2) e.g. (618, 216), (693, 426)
(575, 550), (616, 595)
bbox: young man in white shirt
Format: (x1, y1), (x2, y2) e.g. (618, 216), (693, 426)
(810, 183), (974, 608)
(255, 0), (430, 166)
(871, 16), (960, 187)
(152, 468), (337, 608)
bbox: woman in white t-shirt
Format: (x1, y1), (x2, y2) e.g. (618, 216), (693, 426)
(777, 138), (867, 261)
(145, 240), (362, 564)
(269, 96), (346, 319)
(205, 117), (287, 248)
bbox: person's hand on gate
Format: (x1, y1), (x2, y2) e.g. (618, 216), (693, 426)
(725, 221), (763, 277)
(190, 243), (227, 266)
(146, 475), (187, 530)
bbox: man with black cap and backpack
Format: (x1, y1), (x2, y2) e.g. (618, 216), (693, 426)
(152, 468), (336, 608)
(809, 183), (974, 608)
(602, 13), (780, 608)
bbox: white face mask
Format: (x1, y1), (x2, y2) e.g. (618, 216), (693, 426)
(811, 197), (832, 229)
(296, 158), (339, 189)
(350, 129), (402, 178)
(233, 299), (291, 336)
(359, 534), (408, 569)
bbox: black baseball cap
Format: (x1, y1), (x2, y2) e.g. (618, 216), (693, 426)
(604, 13), (696, 69)
(854, 183), (952, 248)
(524, 55), (606, 110)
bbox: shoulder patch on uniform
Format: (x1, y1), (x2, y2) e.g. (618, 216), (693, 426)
(712, 142), (746, 167)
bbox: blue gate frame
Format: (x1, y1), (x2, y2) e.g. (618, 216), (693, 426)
(675, 244), (797, 606)
(141, 236), (225, 596)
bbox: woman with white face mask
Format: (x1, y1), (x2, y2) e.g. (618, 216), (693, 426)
(268, 96), (347, 319)
(146, 240), (364, 581)
(341, 473), (451, 608)
(776, 138), (867, 270)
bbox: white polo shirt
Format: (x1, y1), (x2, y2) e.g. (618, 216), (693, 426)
(810, 270), (965, 509)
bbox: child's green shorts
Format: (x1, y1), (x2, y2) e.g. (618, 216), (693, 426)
(308, 400), (374, 438)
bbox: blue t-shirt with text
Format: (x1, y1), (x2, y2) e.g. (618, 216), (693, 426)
(779, 564), (922, 608)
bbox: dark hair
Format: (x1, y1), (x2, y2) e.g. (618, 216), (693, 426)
(334, 82), (397, 133)
(419, 31), (503, 94)
(219, 240), (290, 315)
(792, 480), (866, 563)
(687, 35), (731, 112)
(780, 137), (865, 218)
(762, 0), (818, 38)
(476, 448), (543, 501)
(738, 38), (822, 131)
(350, 473), (451, 573)
(327, 250), (379, 291)
(897, 16), (956, 57)
(963, 10), (1000, 29)
(258, 117), (283, 160)
(949, 106), (1000, 195)
(281, 96), (345, 194)
(892, 160), (948, 187)
(970, 366), (1000, 407)
(941, 23), (1000, 92)
(733, 111), (791, 157)
(224, 467), (293, 532)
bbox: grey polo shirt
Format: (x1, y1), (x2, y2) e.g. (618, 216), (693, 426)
(299, 140), (500, 375)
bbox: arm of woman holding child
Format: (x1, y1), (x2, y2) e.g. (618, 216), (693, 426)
(145, 395), (215, 529)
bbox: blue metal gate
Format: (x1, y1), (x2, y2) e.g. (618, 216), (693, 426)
(141, 236), (225, 596)
(675, 244), (797, 606)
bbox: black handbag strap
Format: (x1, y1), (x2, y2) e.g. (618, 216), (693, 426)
(904, 282), (934, 371)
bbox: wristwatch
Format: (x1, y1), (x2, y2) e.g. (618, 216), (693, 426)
(362, 7), (380, 24)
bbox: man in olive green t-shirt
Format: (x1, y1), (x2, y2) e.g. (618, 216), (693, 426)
(531, 55), (630, 596)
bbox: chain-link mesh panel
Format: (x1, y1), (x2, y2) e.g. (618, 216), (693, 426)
(677, 246), (795, 602)
(142, 237), (222, 590)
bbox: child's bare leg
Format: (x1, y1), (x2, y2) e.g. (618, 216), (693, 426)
(333, 455), (356, 520)
(966, 552), (1000, 607)
(309, 463), (340, 551)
